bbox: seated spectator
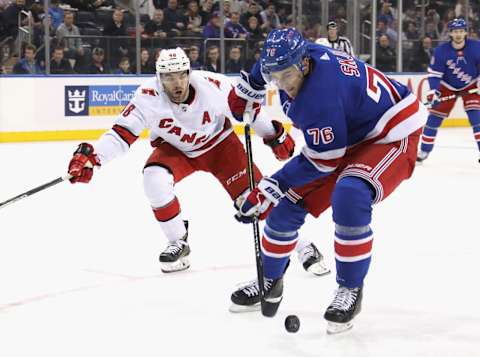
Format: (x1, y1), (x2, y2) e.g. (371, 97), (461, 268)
(82, 47), (110, 74)
(376, 34), (396, 72)
(411, 36), (433, 72)
(30, 1), (45, 31)
(225, 11), (248, 39)
(204, 45), (220, 72)
(378, 1), (394, 27)
(153, 48), (162, 64)
(225, 46), (243, 73)
(425, 21), (440, 40)
(13, 44), (43, 74)
(276, 4), (288, 25)
(184, 0), (202, 35)
(56, 11), (85, 62)
(260, 2), (280, 32)
(199, 0), (213, 26)
(48, 0), (64, 30)
(2, 0), (27, 44)
(240, 2), (265, 32)
(203, 12), (232, 38)
(222, 0), (233, 19)
(144, 9), (171, 39)
(404, 21), (419, 40)
(113, 57), (132, 74)
(426, 8), (441, 30)
(33, 13), (55, 49)
(245, 15), (264, 41)
(188, 45), (203, 70)
(140, 48), (155, 74)
(50, 46), (74, 74)
(164, 0), (186, 36)
(376, 19), (397, 45)
(103, 8), (129, 66)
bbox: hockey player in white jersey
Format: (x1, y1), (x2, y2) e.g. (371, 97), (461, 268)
(67, 47), (329, 275)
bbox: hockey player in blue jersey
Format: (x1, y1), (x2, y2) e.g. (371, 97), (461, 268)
(418, 18), (480, 163)
(227, 28), (428, 333)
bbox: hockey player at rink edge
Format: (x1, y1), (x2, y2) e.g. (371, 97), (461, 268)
(418, 17), (480, 163)
(229, 28), (428, 334)
(67, 47), (329, 276)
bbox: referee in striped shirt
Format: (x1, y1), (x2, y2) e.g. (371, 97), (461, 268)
(315, 21), (355, 56)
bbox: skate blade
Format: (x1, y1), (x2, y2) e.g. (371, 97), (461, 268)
(229, 303), (261, 313)
(307, 262), (331, 276)
(160, 257), (190, 273)
(326, 321), (354, 334)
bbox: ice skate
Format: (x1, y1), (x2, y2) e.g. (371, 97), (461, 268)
(159, 222), (190, 273)
(324, 286), (363, 334)
(297, 243), (330, 276)
(416, 150), (429, 163)
(229, 277), (283, 317)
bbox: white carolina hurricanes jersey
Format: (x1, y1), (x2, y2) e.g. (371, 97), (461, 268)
(95, 71), (250, 164)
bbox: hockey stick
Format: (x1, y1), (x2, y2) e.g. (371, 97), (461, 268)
(243, 110), (267, 316)
(424, 87), (479, 108)
(0, 174), (72, 210)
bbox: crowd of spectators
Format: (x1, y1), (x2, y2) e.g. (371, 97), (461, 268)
(0, 0), (293, 74)
(1, 0), (480, 75)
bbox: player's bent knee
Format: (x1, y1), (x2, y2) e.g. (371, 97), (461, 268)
(143, 165), (175, 207)
(332, 177), (374, 227)
(266, 198), (308, 233)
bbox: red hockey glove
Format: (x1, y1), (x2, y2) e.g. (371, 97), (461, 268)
(263, 120), (295, 161)
(68, 143), (100, 184)
(234, 177), (284, 224)
(228, 71), (265, 122)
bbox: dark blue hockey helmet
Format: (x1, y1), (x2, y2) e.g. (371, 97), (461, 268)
(448, 18), (466, 31)
(260, 28), (307, 74)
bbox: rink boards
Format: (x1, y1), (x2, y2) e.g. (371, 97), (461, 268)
(0, 73), (470, 143)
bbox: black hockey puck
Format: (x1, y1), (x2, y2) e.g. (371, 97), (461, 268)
(284, 315), (300, 333)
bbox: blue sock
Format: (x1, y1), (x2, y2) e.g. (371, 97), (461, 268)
(262, 199), (308, 280)
(332, 177), (374, 288)
(467, 110), (480, 151)
(420, 114), (444, 153)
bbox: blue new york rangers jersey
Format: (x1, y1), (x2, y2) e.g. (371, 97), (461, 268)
(251, 43), (427, 190)
(428, 39), (480, 91)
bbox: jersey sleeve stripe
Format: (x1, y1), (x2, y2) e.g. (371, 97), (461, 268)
(363, 93), (425, 143)
(427, 68), (444, 76)
(112, 124), (139, 146)
(375, 100), (428, 144)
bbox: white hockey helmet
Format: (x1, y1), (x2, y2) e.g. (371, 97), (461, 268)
(156, 47), (190, 74)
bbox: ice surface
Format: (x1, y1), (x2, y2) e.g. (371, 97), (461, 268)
(0, 128), (479, 357)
